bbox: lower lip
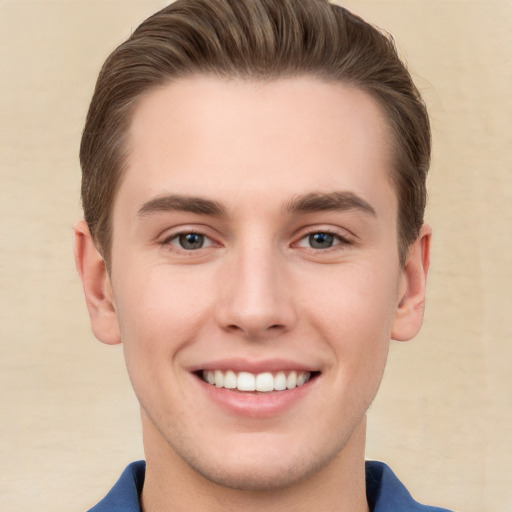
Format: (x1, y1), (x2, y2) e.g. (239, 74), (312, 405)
(195, 375), (318, 419)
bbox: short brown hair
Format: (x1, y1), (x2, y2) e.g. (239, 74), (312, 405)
(80, 0), (430, 267)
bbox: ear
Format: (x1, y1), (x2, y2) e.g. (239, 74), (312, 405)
(391, 224), (432, 342)
(73, 220), (121, 345)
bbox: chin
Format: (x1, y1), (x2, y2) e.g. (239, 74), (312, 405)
(184, 449), (332, 492)
(163, 425), (356, 493)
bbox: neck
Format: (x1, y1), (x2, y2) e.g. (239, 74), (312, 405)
(140, 415), (370, 512)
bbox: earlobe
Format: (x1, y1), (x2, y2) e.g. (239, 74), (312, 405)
(391, 224), (432, 342)
(74, 220), (121, 345)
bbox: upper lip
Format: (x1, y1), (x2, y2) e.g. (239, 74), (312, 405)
(189, 358), (320, 374)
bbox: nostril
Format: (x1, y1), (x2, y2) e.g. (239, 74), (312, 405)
(225, 323), (283, 333)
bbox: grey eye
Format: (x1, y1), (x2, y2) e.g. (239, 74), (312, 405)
(308, 233), (336, 249)
(178, 233), (205, 250)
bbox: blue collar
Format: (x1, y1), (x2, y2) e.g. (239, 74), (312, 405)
(88, 460), (452, 512)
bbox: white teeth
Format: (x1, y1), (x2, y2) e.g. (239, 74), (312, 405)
(201, 369), (312, 392)
(214, 370), (224, 387)
(274, 371), (287, 390)
(255, 372), (274, 392)
(237, 372), (256, 391)
(286, 371), (297, 389)
(223, 370), (237, 389)
(297, 372), (308, 386)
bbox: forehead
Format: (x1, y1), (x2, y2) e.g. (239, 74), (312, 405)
(118, 76), (396, 219)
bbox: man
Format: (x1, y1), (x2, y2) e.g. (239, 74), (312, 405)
(74, 0), (451, 510)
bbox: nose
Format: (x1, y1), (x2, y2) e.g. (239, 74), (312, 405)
(214, 242), (297, 341)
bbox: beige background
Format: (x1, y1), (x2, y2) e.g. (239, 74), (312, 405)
(1, 1), (511, 511)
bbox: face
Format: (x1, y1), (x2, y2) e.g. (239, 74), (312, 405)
(76, 76), (430, 492)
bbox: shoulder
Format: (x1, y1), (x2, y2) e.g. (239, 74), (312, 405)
(87, 460), (145, 512)
(366, 461), (453, 512)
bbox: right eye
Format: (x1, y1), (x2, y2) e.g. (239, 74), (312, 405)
(164, 232), (214, 251)
(301, 232), (339, 249)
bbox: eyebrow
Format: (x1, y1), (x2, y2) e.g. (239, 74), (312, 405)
(283, 191), (377, 216)
(137, 191), (376, 219)
(137, 194), (227, 217)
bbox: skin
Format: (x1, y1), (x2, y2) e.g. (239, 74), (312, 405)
(75, 76), (431, 512)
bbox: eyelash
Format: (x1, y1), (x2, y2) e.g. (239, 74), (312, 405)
(161, 228), (352, 253)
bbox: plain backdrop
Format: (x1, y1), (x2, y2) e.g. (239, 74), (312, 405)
(0, 1), (511, 511)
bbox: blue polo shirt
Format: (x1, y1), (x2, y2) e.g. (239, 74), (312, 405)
(88, 460), (452, 511)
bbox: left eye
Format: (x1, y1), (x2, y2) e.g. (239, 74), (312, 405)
(169, 233), (213, 250)
(297, 232), (342, 249)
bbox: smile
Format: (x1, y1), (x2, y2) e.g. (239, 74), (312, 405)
(201, 370), (313, 392)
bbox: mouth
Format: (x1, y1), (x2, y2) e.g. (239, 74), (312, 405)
(197, 369), (320, 393)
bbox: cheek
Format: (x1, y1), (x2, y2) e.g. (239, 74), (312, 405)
(115, 261), (210, 325)
(300, 263), (398, 377)
(112, 265), (215, 368)
(112, 267), (216, 418)
(302, 262), (399, 332)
